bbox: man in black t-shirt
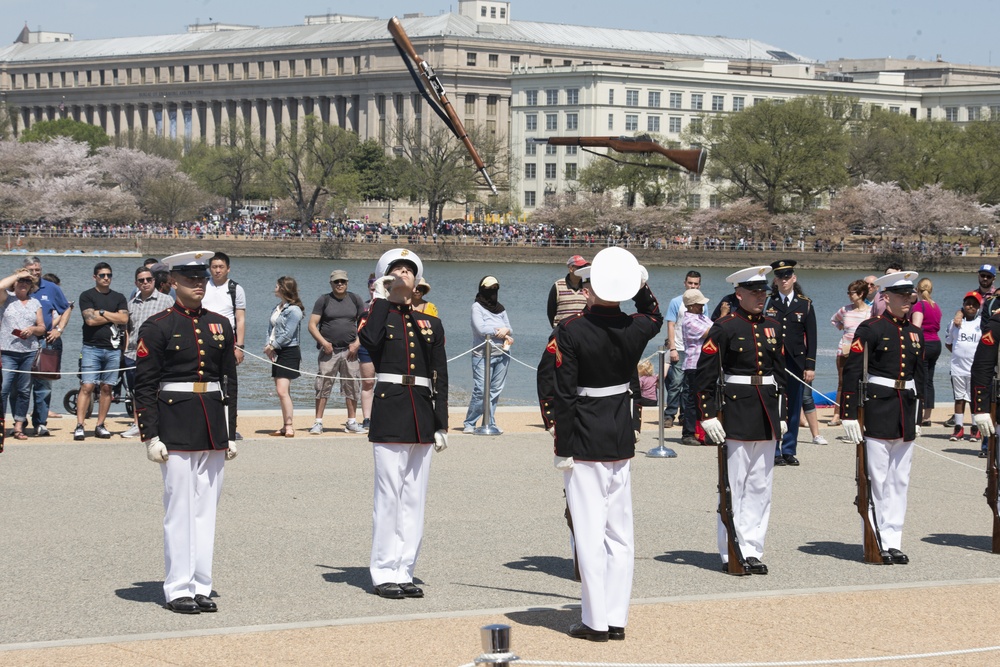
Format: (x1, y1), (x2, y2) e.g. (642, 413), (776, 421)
(75, 262), (129, 440)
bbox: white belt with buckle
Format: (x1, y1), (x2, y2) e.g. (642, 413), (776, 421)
(724, 374), (776, 386)
(159, 381), (221, 393)
(376, 373), (432, 389)
(577, 382), (629, 397)
(868, 376), (915, 391)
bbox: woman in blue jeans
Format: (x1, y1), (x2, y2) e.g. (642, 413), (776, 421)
(464, 276), (513, 433)
(0, 271), (45, 439)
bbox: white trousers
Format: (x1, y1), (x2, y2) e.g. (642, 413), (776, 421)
(864, 437), (914, 551)
(717, 440), (774, 562)
(564, 459), (634, 631)
(370, 443), (433, 586)
(161, 450), (225, 602)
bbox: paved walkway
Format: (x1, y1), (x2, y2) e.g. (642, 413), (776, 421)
(2, 408), (999, 666)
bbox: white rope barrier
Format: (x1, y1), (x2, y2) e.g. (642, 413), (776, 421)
(461, 644), (1000, 667)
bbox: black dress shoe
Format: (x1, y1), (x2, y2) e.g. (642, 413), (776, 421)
(193, 594), (217, 612)
(745, 556), (768, 575)
(608, 626), (625, 641)
(782, 454), (800, 466)
(165, 597), (201, 614)
(887, 548), (909, 565)
(774, 456), (786, 466)
(568, 622), (609, 642)
(372, 583), (405, 599)
(398, 582), (424, 598)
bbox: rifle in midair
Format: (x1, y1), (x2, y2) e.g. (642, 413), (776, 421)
(531, 134), (706, 174)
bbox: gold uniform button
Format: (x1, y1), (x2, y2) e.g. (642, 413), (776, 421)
(410, 364), (416, 370)
(406, 323), (413, 328)
(410, 353), (415, 359)
(168, 399), (173, 404)
(199, 350), (205, 356)
(193, 319), (198, 324)
(198, 339), (204, 344)
(379, 393), (385, 398)
(410, 343), (415, 348)
(175, 346), (180, 350)
(200, 362), (205, 367)
(409, 332), (414, 337)
(195, 329), (201, 334)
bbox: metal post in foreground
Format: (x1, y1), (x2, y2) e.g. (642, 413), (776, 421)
(647, 346), (677, 458)
(474, 338), (502, 436)
(476, 624), (518, 666)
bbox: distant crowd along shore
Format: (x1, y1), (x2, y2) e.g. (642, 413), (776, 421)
(0, 220), (990, 256)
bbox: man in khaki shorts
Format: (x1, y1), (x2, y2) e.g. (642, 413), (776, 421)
(308, 269), (366, 433)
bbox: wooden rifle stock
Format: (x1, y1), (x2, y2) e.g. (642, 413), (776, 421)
(986, 373), (1000, 553)
(855, 361), (890, 564)
(545, 135), (706, 174)
(714, 356), (748, 575)
(388, 17), (498, 194)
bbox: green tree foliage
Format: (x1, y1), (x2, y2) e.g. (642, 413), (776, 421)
(182, 121), (269, 216)
(944, 119), (1000, 205)
(256, 116), (359, 225)
(574, 140), (687, 208)
(19, 118), (111, 154)
(689, 96), (851, 213)
(847, 108), (923, 185)
(112, 129), (184, 160)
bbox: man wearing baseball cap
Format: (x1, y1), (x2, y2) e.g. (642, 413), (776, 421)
(547, 255), (590, 328)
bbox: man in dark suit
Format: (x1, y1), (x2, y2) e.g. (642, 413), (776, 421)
(765, 260), (816, 466)
(134, 251), (238, 614)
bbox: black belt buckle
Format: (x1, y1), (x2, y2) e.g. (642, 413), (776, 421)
(894, 379), (906, 390)
(401, 375), (416, 386)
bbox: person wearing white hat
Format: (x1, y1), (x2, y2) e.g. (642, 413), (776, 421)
(694, 266), (788, 576)
(360, 249), (448, 600)
(840, 270), (924, 565)
(133, 250), (239, 614)
(538, 247), (662, 642)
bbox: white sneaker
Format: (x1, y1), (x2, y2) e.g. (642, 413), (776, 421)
(812, 435), (829, 445)
(121, 424), (140, 438)
(345, 421), (366, 434)
(309, 422), (323, 435)
(463, 425), (476, 434)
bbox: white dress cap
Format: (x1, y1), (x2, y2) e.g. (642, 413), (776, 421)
(726, 265), (772, 288)
(375, 248), (424, 281)
(586, 247), (642, 302)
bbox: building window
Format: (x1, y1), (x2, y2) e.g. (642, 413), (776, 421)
(543, 58), (553, 66)
(511, 55), (520, 67)
(525, 140), (537, 156)
(990, 105), (1000, 120)
(733, 96), (745, 112)
(546, 89), (559, 105)
(526, 90), (538, 105)
(525, 163), (537, 179)
(565, 163), (577, 179)
(668, 117), (682, 133)
(968, 106), (982, 121)
(546, 114), (558, 131)
(754, 97), (766, 106)
(566, 88), (579, 105)
(945, 107), (959, 122)
(608, 113), (614, 130)
(525, 191), (536, 207)
(500, 7), (506, 18)
(648, 91), (661, 108)
(625, 89), (639, 107)
(481, 5), (487, 16)
(709, 195), (722, 209)
(669, 92), (682, 109)
(228, 63), (235, 80)
(545, 144), (557, 155)
(566, 113), (578, 130)
(491, 6), (496, 18)
(691, 94), (703, 110)
(545, 163), (558, 179)
(563, 60), (572, 66)
(526, 114), (537, 131)
(689, 118), (703, 133)
(566, 146), (577, 156)
(489, 54), (499, 68)
(648, 116), (660, 132)
(888, 106), (900, 114)
(487, 95), (498, 116)
(712, 95), (725, 111)
(609, 89), (615, 105)
(625, 114), (638, 131)
(465, 94), (477, 115)
(687, 194), (702, 208)
(353, 55), (361, 73)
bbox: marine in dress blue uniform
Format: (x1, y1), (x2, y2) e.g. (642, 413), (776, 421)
(359, 249), (449, 600)
(134, 251), (238, 614)
(765, 260), (816, 466)
(541, 247), (662, 642)
(696, 266), (788, 574)
(840, 271), (924, 564)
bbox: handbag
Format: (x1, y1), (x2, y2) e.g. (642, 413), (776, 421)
(31, 347), (61, 381)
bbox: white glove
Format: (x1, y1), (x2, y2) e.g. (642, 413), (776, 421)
(554, 455), (574, 471)
(638, 265), (649, 285)
(779, 421), (788, 438)
(700, 417), (726, 444)
(975, 413), (995, 437)
(915, 423), (921, 438)
(842, 420), (863, 444)
(226, 441), (238, 460)
(634, 430), (641, 442)
(433, 430), (448, 452)
(144, 437), (168, 463)
(373, 276), (392, 300)
(547, 426), (555, 438)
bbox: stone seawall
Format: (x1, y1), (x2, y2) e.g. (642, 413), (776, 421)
(5, 236), (989, 273)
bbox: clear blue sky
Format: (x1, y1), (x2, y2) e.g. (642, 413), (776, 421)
(7, 0), (997, 66)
